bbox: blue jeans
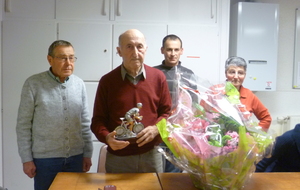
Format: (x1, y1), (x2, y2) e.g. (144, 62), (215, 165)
(165, 158), (182, 173)
(33, 154), (83, 190)
(160, 142), (182, 173)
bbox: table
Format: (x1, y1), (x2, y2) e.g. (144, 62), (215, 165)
(158, 173), (300, 190)
(49, 172), (300, 190)
(48, 172), (161, 190)
(158, 173), (198, 190)
(244, 172), (300, 190)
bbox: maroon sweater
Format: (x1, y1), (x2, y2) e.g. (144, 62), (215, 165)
(91, 64), (172, 156)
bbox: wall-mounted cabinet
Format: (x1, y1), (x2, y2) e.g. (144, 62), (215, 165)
(56, 22), (222, 82)
(56, 0), (110, 21)
(56, 0), (169, 22)
(58, 22), (113, 81)
(168, 0), (218, 24)
(3, 0), (55, 19)
(55, 0), (218, 24)
(3, 0), (220, 25)
(56, 22), (167, 81)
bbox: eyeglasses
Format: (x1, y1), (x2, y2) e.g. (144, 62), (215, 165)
(54, 56), (77, 63)
(227, 70), (245, 77)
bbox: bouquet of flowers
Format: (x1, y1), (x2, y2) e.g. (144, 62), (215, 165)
(157, 75), (274, 190)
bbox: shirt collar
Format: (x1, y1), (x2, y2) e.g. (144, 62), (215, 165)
(48, 67), (69, 83)
(121, 64), (146, 80)
(161, 60), (182, 69)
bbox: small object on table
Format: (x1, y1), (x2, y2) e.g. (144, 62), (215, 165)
(104, 185), (117, 190)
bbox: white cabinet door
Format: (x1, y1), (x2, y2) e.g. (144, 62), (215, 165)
(55, 0), (216, 23)
(58, 22), (113, 81)
(56, 0), (168, 22)
(168, 24), (221, 83)
(112, 24), (168, 69)
(56, 0), (110, 20)
(55, 0), (217, 24)
(3, 0), (55, 19)
(114, 0), (169, 22)
(168, 0), (218, 24)
(2, 20), (56, 190)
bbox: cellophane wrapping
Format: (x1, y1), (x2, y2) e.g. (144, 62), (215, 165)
(157, 74), (274, 190)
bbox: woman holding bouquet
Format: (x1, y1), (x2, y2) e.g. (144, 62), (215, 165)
(225, 56), (272, 131)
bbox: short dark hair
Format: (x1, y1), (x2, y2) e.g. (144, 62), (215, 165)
(162, 34), (182, 48)
(225, 56), (247, 72)
(48, 40), (73, 57)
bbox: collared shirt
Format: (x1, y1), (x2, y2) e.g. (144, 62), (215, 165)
(121, 64), (146, 85)
(48, 67), (69, 83)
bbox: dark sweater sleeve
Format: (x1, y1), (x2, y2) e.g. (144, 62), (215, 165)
(155, 71), (172, 124)
(255, 132), (292, 172)
(91, 76), (110, 144)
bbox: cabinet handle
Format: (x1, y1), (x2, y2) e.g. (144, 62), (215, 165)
(211, 0), (214, 19)
(102, 0), (107, 16)
(117, 0), (121, 16)
(211, 0), (217, 23)
(5, 0), (11, 12)
(215, 0), (217, 23)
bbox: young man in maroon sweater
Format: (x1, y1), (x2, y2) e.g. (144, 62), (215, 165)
(91, 29), (172, 173)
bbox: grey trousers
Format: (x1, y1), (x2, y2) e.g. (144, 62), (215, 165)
(105, 146), (163, 173)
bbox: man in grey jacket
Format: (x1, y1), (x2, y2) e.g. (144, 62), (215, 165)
(16, 40), (93, 190)
(154, 34), (196, 173)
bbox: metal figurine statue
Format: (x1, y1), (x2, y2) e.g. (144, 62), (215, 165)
(115, 103), (144, 140)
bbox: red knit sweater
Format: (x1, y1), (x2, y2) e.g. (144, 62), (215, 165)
(91, 64), (172, 156)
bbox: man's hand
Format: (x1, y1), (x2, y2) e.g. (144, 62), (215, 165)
(106, 131), (130, 150)
(136, 125), (159, 147)
(23, 161), (36, 178)
(83, 157), (92, 172)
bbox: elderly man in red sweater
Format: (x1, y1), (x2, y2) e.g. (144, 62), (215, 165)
(91, 29), (172, 173)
